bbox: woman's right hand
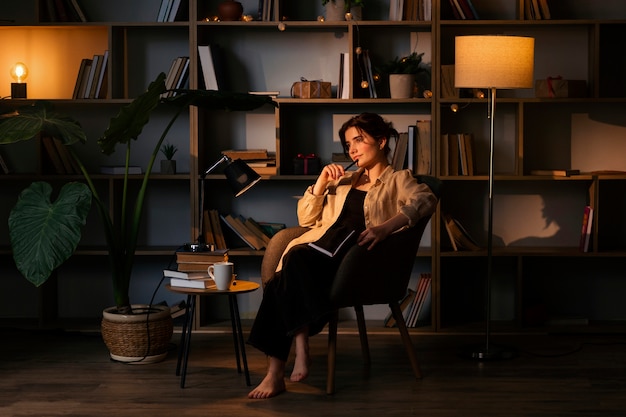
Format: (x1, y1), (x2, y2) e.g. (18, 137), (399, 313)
(312, 163), (346, 195)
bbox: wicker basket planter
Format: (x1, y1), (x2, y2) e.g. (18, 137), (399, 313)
(101, 304), (173, 364)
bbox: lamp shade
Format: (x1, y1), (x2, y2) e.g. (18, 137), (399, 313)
(224, 158), (261, 197)
(455, 35), (535, 89)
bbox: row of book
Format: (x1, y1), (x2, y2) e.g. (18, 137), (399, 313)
(72, 50), (109, 100)
(41, 134), (81, 174)
(385, 273), (432, 328)
(258, 0), (281, 22)
(156, 0), (187, 22)
(41, 0), (87, 22)
(198, 44), (226, 91)
(203, 208), (285, 253)
(162, 56), (190, 98)
(389, 0), (432, 21)
(441, 133), (475, 176)
(525, 0), (551, 20)
(391, 120), (432, 175)
(222, 149), (277, 176)
(448, 0), (478, 20)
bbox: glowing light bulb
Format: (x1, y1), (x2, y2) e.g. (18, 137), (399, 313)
(361, 80), (369, 89)
(10, 62), (28, 99)
(450, 103), (459, 112)
(10, 62), (28, 83)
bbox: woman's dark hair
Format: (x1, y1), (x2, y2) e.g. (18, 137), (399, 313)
(338, 112), (397, 157)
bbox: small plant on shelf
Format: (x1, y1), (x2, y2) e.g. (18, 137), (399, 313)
(321, 0), (365, 12)
(160, 141), (178, 160)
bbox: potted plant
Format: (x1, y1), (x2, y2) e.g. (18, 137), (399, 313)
(0, 72), (275, 361)
(160, 141), (178, 174)
(375, 52), (431, 98)
(322, 0), (364, 20)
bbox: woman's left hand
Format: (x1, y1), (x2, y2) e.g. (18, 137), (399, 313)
(357, 224), (390, 250)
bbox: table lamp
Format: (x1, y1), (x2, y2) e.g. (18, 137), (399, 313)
(196, 154), (261, 249)
(10, 62), (28, 99)
(455, 35), (535, 359)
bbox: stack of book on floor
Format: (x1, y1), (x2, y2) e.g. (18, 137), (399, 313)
(164, 269), (217, 289)
(222, 149), (277, 176)
(175, 248), (229, 272)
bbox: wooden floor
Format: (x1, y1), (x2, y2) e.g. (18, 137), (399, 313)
(1, 324), (626, 417)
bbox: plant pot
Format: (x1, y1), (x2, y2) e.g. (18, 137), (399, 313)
(101, 304), (173, 364)
(160, 159), (176, 174)
(325, 0), (345, 21)
(389, 74), (416, 99)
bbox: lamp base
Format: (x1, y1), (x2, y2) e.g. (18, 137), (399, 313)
(459, 343), (517, 360)
(11, 82), (27, 99)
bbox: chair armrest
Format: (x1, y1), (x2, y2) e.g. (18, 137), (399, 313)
(260, 226), (309, 286)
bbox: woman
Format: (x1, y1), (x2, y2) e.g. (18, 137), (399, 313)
(247, 112), (437, 399)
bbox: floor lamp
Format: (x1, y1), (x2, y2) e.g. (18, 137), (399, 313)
(193, 155), (261, 250)
(454, 35), (535, 359)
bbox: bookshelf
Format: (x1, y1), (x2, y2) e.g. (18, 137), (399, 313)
(1, 0), (626, 333)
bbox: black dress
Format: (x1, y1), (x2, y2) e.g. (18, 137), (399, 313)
(247, 188), (367, 361)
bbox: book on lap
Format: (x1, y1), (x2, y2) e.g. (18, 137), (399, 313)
(308, 226), (356, 257)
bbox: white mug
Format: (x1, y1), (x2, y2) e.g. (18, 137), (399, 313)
(208, 261), (234, 290)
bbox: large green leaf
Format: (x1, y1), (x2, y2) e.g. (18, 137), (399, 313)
(98, 73), (167, 155)
(0, 101), (86, 145)
(9, 182), (92, 287)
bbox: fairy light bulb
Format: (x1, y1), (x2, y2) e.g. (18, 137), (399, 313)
(450, 103), (459, 112)
(10, 62), (28, 99)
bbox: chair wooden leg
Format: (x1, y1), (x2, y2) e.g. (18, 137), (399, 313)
(390, 302), (422, 379)
(354, 305), (371, 368)
(326, 310), (339, 395)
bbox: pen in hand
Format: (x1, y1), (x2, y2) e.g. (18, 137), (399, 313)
(345, 159), (358, 170)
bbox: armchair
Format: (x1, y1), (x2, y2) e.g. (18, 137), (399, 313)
(260, 176), (441, 394)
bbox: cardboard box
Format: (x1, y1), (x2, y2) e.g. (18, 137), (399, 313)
(291, 81), (332, 99)
(535, 79), (587, 98)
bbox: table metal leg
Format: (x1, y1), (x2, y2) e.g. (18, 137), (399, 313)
(177, 294), (196, 388)
(228, 295), (242, 374)
(230, 294), (251, 386)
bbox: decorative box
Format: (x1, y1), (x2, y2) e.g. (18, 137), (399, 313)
(535, 78), (587, 98)
(293, 153), (321, 175)
(291, 80), (332, 99)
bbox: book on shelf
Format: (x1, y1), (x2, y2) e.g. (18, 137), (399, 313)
(248, 91), (280, 97)
(415, 120), (432, 175)
(52, 137), (78, 174)
(337, 52), (350, 99)
(414, 273), (432, 326)
(163, 269), (210, 279)
(443, 214), (481, 251)
(244, 217), (272, 246)
(68, 0), (88, 22)
(72, 58), (92, 99)
(407, 273), (432, 327)
(209, 209), (228, 250)
(83, 54), (102, 99)
(220, 213), (260, 250)
(391, 132), (409, 171)
(198, 44), (226, 90)
(41, 135), (66, 174)
(94, 50), (109, 99)
(252, 166), (278, 176)
(99, 166), (142, 174)
(256, 221), (286, 237)
(530, 169), (580, 177)
(579, 205), (593, 253)
(308, 226), (356, 257)
(221, 149), (269, 160)
(202, 210), (217, 248)
(462, 133), (474, 175)
(232, 214), (266, 249)
(170, 277), (216, 289)
(440, 65), (459, 98)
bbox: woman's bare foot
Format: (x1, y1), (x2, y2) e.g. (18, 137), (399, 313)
(248, 356), (286, 399)
(290, 329), (311, 382)
(248, 372), (286, 399)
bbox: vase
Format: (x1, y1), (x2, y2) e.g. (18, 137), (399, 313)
(389, 74), (416, 99)
(325, 0), (346, 21)
(101, 304), (173, 364)
(160, 159), (176, 174)
(218, 0), (243, 21)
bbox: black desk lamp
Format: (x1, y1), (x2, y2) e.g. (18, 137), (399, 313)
(195, 154), (261, 249)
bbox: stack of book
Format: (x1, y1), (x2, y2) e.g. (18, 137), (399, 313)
(222, 149), (277, 176)
(162, 56), (190, 98)
(40, 134), (81, 174)
(175, 248), (229, 272)
(72, 50), (109, 99)
(165, 269), (217, 289)
(440, 133), (475, 176)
